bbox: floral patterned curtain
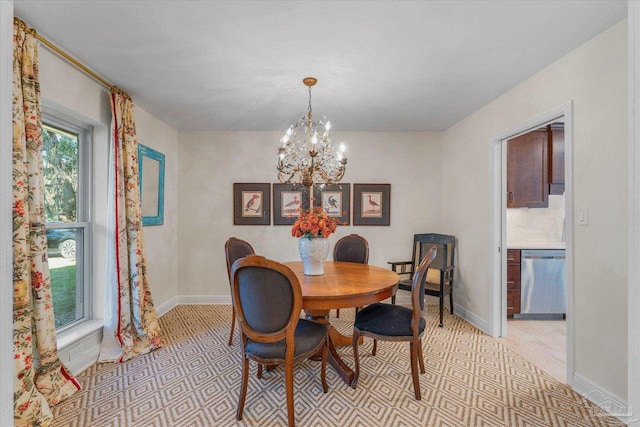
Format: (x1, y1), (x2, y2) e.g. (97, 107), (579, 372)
(99, 90), (163, 363)
(12, 18), (81, 426)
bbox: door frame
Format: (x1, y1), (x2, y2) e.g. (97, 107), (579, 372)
(489, 102), (574, 386)
(628, 2), (640, 422)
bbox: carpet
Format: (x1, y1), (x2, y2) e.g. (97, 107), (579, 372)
(51, 305), (623, 426)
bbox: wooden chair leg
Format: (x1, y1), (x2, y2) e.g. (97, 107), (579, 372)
(449, 288), (454, 314)
(418, 340), (425, 374)
(228, 306), (236, 346)
(438, 294), (444, 328)
(321, 340), (328, 393)
(409, 341), (421, 400)
(285, 353), (295, 427)
(236, 356), (249, 421)
(351, 329), (361, 389)
(372, 339), (377, 356)
(257, 363), (263, 379)
(336, 309), (340, 318)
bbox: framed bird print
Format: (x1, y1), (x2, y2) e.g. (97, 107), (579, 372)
(233, 183), (271, 225)
(312, 183), (350, 225)
(273, 183), (310, 225)
(353, 184), (390, 226)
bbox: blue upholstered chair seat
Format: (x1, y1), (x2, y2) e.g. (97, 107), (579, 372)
(354, 303), (425, 337)
(245, 320), (328, 359)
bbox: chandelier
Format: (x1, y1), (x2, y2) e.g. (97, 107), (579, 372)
(277, 77), (347, 187)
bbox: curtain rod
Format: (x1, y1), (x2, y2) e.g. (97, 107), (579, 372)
(14, 17), (128, 97)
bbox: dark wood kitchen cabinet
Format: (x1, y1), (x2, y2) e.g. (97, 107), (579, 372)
(548, 123), (565, 195)
(507, 129), (549, 208)
(506, 249), (521, 317)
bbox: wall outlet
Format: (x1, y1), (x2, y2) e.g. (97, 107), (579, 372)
(577, 206), (589, 226)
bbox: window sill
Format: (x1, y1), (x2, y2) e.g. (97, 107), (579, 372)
(57, 320), (102, 351)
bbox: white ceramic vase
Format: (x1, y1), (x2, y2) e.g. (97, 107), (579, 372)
(298, 237), (330, 275)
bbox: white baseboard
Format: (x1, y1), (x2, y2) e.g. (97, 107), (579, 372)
(178, 295), (231, 305)
(155, 296), (179, 317)
(156, 295), (231, 317)
(573, 372), (635, 423)
(453, 302), (491, 335)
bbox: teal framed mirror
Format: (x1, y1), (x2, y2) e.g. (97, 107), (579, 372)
(138, 144), (165, 226)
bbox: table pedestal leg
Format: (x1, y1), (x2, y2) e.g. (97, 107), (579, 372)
(305, 310), (356, 386)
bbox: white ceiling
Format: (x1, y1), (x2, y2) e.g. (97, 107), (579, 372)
(14, 1), (627, 132)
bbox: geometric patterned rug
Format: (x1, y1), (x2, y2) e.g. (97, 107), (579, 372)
(51, 305), (624, 426)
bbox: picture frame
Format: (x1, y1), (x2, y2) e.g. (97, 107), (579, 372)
(138, 144), (165, 226)
(353, 184), (391, 226)
(312, 183), (350, 225)
(233, 183), (271, 225)
(273, 184), (310, 225)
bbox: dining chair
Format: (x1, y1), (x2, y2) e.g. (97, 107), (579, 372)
(352, 246), (437, 400)
(333, 234), (369, 318)
(389, 233), (455, 327)
(224, 237), (255, 345)
(231, 254), (329, 427)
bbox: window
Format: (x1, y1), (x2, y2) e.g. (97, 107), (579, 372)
(43, 111), (91, 331)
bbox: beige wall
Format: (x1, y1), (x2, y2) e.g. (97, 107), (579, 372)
(135, 111), (179, 307)
(442, 20), (628, 399)
(38, 47), (180, 313)
(177, 131), (443, 297)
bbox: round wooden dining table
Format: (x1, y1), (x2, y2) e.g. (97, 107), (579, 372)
(283, 261), (399, 386)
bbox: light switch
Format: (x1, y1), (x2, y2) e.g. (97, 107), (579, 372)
(577, 206), (589, 226)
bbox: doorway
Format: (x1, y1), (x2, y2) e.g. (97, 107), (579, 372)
(490, 103), (574, 386)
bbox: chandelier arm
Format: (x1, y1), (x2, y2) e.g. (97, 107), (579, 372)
(278, 170), (295, 184)
(316, 166), (340, 185)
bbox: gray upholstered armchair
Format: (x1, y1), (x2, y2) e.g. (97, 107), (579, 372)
(230, 255), (329, 427)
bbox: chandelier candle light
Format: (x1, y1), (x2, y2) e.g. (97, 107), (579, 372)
(277, 77), (347, 187)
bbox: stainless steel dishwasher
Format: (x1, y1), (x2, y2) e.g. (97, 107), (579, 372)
(514, 249), (566, 319)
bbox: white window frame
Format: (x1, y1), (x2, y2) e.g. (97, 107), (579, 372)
(42, 109), (93, 333)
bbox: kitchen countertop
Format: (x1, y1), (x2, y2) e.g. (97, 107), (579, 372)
(507, 241), (566, 250)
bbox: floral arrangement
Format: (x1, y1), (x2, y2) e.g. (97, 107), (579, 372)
(291, 207), (338, 239)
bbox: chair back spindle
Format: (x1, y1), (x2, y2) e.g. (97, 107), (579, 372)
(390, 233), (456, 327)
